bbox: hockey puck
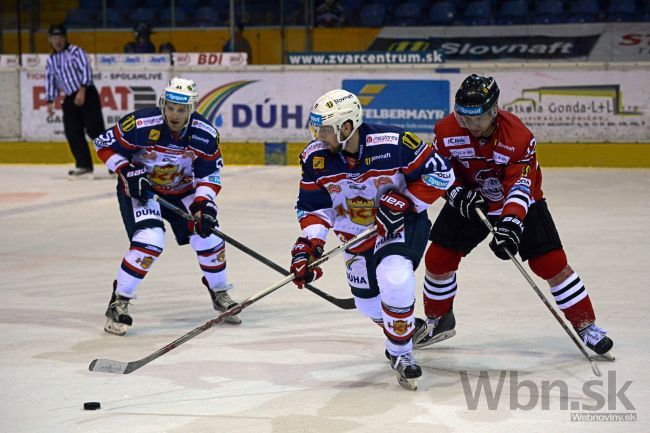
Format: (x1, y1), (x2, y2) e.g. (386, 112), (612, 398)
(83, 402), (101, 410)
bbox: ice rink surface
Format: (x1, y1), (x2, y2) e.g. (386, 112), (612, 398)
(0, 165), (648, 433)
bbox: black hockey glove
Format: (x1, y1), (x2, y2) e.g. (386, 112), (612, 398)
(117, 163), (151, 201)
(290, 237), (324, 289)
(489, 214), (524, 260)
(375, 190), (413, 238)
(447, 186), (488, 221)
(189, 197), (218, 238)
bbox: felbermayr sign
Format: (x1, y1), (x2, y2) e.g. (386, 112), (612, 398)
(369, 23), (650, 62)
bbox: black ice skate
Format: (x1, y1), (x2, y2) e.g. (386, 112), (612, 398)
(104, 281), (132, 336)
(414, 310), (456, 349)
(578, 323), (614, 360)
(388, 351), (422, 391)
(202, 277), (241, 325)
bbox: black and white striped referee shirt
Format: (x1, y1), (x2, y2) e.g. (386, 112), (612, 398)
(45, 43), (93, 103)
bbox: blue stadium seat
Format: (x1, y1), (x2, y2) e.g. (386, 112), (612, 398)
(360, 4), (386, 27)
(65, 8), (95, 28)
(191, 6), (220, 27)
(463, 1), (494, 25)
(497, 0), (528, 24)
(341, 0), (363, 12)
(160, 7), (189, 27)
(532, 0), (564, 24)
(371, 0), (397, 13)
(103, 8), (126, 28)
(607, 0), (637, 22)
(394, 3), (422, 26)
(140, 0), (161, 8)
(130, 8), (157, 26)
(567, 0), (599, 23)
(429, 1), (457, 25)
(204, 0), (230, 8)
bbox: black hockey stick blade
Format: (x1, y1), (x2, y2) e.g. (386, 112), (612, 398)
(152, 194), (356, 310)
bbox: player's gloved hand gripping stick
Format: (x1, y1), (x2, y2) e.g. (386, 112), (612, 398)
(89, 226), (376, 374)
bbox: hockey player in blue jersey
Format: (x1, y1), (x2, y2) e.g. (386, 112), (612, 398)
(93, 77), (240, 336)
(290, 89), (455, 389)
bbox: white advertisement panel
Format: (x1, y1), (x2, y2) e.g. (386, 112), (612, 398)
(172, 52), (248, 67)
(184, 69), (649, 143)
(21, 70), (169, 141)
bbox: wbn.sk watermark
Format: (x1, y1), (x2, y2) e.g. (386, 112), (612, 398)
(459, 370), (637, 422)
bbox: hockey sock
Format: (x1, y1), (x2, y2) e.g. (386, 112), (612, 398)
(382, 301), (416, 356)
(550, 271), (595, 330)
(116, 240), (162, 298)
(423, 272), (457, 318)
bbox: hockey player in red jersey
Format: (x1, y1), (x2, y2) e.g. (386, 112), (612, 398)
(93, 77), (240, 336)
(290, 89), (455, 389)
(414, 74), (614, 357)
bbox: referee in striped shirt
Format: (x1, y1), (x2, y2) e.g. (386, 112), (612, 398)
(46, 23), (105, 178)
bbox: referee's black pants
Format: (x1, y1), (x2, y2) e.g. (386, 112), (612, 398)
(62, 85), (105, 170)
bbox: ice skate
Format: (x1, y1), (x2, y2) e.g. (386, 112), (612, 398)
(67, 167), (93, 180)
(104, 282), (132, 336)
(203, 278), (241, 325)
(578, 323), (614, 360)
(414, 310), (456, 349)
(388, 351), (422, 391)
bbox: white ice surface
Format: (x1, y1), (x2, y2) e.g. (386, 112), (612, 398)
(0, 165), (648, 433)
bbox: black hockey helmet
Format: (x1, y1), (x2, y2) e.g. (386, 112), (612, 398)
(455, 74), (500, 116)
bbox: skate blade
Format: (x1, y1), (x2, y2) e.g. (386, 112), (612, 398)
(414, 329), (456, 349)
(397, 375), (418, 391)
(593, 350), (615, 361)
(104, 319), (128, 336)
(223, 315), (242, 325)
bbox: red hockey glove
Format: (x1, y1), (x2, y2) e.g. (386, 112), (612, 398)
(375, 190), (413, 238)
(189, 197), (218, 238)
(290, 237), (325, 289)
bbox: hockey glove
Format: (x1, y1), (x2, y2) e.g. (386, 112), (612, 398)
(290, 237), (325, 289)
(117, 163), (151, 201)
(489, 214), (524, 260)
(375, 190), (413, 238)
(189, 197), (218, 238)
(447, 186), (488, 221)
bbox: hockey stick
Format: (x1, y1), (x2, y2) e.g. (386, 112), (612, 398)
(89, 226), (376, 374)
(475, 208), (602, 377)
(151, 194), (355, 310)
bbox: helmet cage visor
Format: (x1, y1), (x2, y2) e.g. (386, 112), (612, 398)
(308, 112), (343, 143)
(454, 104), (497, 131)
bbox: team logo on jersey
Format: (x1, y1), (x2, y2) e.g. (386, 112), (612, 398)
(339, 197), (375, 226)
(313, 156), (325, 170)
(143, 150), (157, 161)
(120, 115), (136, 132)
(475, 169), (503, 202)
(401, 131), (423, 150)
(388, 319), (412, 336)
(151, 165), (183, 186)
(366, 133), (400, 147)
(136, 256), (154, 270)
(521, 165), (530, 176)
(148, 129), (160, 141)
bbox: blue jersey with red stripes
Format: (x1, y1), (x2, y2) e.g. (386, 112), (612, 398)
(296, 122), (454, 251)
(93, 107), (222, 201)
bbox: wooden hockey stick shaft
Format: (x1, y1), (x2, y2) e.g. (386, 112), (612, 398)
(89, 226), (376, 374)
(152, 194), (355, 310)
(475, 208), (602, 376)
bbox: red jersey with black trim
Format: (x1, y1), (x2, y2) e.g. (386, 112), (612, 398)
(433, 109), (543, 220)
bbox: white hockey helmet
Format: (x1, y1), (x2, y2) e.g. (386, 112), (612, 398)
(159, 77), (199, 127)
(308, 89), (363, 147)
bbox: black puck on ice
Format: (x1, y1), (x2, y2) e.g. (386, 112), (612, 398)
(83, 402), (101, 410)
